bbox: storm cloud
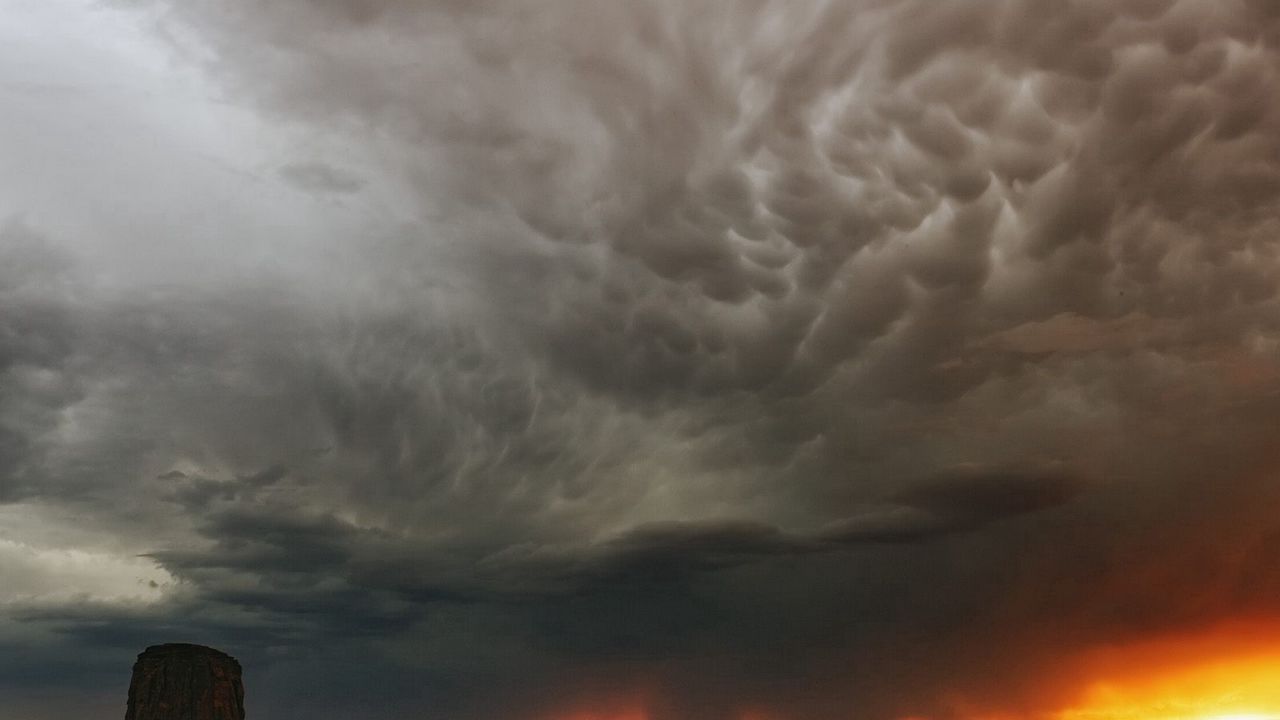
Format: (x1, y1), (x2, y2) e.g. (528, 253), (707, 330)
(3, 0), (1280, 718)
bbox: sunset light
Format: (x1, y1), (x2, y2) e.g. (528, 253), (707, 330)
(9, 0), (1280, 717)
(1051, 624), (1280, 720)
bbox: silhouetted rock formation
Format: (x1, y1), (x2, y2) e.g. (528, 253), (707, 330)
(126, 644), (245, 720)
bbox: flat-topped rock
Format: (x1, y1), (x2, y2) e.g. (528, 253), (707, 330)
(126, 644), (245, 720)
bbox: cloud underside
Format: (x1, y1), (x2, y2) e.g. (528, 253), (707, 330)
(4, 0), (1280, 718)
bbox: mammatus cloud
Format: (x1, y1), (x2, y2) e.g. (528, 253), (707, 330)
(3, 0), (1280, 718)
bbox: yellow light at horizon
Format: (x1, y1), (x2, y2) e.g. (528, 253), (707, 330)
(1054, 651), (1280, 720)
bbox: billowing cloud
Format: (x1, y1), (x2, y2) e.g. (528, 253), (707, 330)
(3, 0), (1280, 718)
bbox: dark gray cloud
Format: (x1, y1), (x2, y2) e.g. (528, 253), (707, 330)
(4, 0), (1280, 718)
(0, 221), (84, 503)
(278, 161), (364, 195)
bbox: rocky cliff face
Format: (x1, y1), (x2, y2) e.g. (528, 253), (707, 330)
(125, 644), (245, 720)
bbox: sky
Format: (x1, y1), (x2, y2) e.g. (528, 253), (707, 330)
(2, 0), (1280, 718)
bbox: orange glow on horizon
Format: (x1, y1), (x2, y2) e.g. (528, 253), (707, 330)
(544, 621), (1280, 720)
(1047, 619), (1280, 720)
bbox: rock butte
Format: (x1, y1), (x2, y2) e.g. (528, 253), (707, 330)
(125, 643), (246, 720)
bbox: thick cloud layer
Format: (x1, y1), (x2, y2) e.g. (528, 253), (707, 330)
(4, 0), (1280, 718)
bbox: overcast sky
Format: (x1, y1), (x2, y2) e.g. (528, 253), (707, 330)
(3, 0), (1280, 718)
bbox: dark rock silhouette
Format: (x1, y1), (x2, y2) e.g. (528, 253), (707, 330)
(125, 644), (245, 720)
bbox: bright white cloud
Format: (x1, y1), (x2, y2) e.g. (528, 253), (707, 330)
(0, 536), (171, 604)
